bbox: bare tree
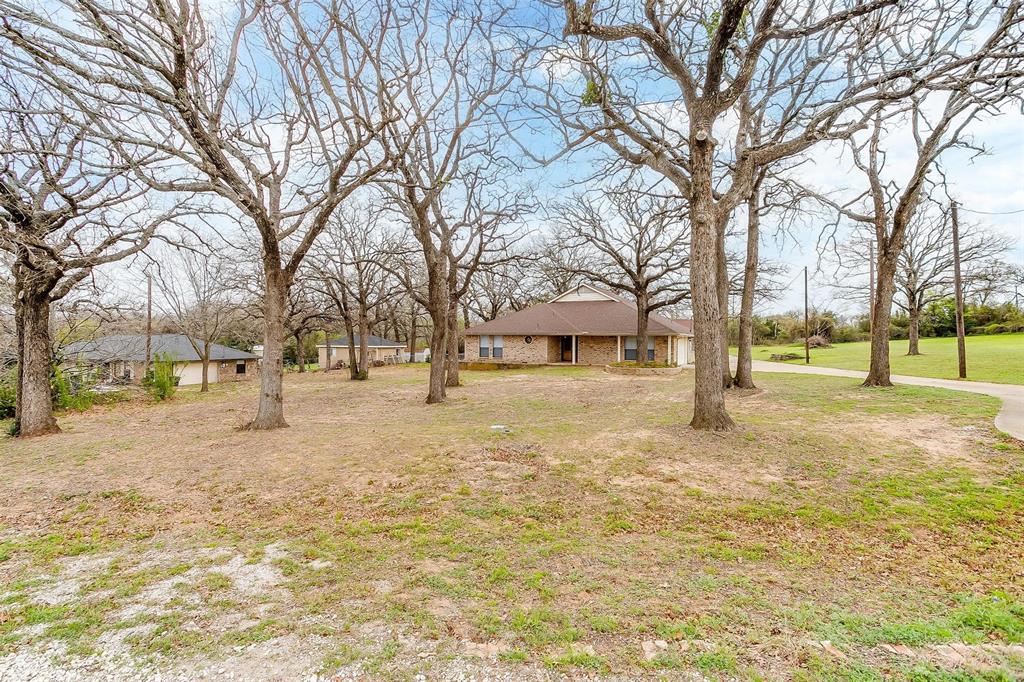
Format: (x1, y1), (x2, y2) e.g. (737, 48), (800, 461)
(900, 215), (1010, 353)
(733, 170), (804, 388)
(283, 277), (327, 373)
(832, 206), (1011, 355)
(378, 0), (529, 403)
(466, 253), (538, 322)
(2, 0), (396, 428)
(964, 259), (1021, 306)
(551, 187), (689, 359)
(521, 1), (1007, 429)
(0, 76), (182, 436)
(310, 203), (404, 380)
(818, 16), (1024, 386)
(151, 244), (238, 392)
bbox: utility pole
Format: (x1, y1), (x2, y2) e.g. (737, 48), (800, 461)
(951, 202), (966, 379)
(804, 266), (810, 364)
(324, 329), (331, 372)
(145, 272), (153, 378)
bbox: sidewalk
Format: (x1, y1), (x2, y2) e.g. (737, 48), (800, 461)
(747, 359), (1024, 440)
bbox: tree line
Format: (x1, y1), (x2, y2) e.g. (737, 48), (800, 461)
(1, 0), (1022, 437)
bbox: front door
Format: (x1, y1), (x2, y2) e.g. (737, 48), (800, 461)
(559, 336), (575, 363)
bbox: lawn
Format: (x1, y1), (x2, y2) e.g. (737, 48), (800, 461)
(750, 333), (1024, 385)
(0, 366), (1022, 680)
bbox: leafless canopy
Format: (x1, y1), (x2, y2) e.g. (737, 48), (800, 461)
(0, 69), (188, 435)
(1, 0), (401, 427)
(375, 0), (533, 402)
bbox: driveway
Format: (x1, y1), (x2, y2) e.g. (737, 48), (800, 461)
(748, 360), (1024, 441)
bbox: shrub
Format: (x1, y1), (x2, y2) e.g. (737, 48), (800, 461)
(608, 360), (672, 368)
(0, 368), (15, 420)
(146, 354), (178, 401)
(51, 364), (111, 413)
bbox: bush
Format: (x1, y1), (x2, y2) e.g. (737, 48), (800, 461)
(52, 364), (111, 413)
(608, 360), (672, 368)
(146, 354), (178, 401)
(831, 325), (867, 344)
(0, 369), (15, 420)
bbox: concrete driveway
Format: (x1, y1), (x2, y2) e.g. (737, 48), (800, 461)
(748, 360), (1024, 441)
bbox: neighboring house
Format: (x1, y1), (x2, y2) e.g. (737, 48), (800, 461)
(316, 335), (406, 368)
(64, 334), (258, 385)
(404, 349), (431, 363)
(463, 283), (694, 366)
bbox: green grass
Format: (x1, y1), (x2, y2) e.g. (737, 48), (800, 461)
(748, 334), (1024, 384)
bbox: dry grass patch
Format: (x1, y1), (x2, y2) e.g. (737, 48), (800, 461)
(0, 365), (1021, 680)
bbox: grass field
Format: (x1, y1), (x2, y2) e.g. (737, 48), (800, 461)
(750, 333), (1024, 385)
(1, 366), (1022, 680)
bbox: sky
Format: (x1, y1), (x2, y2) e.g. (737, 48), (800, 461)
(74, 0), (1024, 321)
(773, 110), (1024, 315)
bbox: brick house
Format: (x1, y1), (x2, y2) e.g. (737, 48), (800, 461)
(463, 284), (694, 366)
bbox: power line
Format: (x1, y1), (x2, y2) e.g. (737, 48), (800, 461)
(956, 207), (1024, 216)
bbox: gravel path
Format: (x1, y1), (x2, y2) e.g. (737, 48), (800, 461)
(748, 360), (1024, 440)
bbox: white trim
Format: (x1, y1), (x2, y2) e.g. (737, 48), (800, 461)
(571, 335), (577, 364)
(616, 335), (621, 362)
(548, 282), (619, 304)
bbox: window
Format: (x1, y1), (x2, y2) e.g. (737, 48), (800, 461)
(236, 361), (246, 374)
(492, 335), (503, 359)
(624, 337), (655, 361)
(479, 335), (489, 358)
(624, 336), (637, 361)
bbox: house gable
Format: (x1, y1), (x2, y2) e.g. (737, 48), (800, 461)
(548, 283), (620, 304)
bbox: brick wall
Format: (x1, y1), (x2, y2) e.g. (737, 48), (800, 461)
(654, 337), (668, 363)
(217, 358), (257, 381)
(465, 334), (679, 365)
(466, 335), (550, 364)
(546, 336), (561, 362)
(577, 336), (617, 365)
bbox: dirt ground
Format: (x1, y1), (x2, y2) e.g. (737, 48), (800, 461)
(0, 365), (1021, 680)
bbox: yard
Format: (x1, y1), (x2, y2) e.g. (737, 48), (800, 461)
(0, 365), (1022, 680)
(750, 334), (1024, 385)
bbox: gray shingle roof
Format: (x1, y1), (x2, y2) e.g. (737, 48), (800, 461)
(464, 299), (693, 336)
(64, 334), (257, 362)
(316, 335), (404, 348)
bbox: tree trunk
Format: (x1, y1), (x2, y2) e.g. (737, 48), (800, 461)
(357, 311), (370, 380)
(343, 314), (359, 380)
(426, 306), (448, 404)
(323, 333), (332, 372)
(716, 215), (733, 389)
(15, 289), (59, 437)
(734, 192), (760, 389)
(864, 249), (899, 387)
(295, 332), (306, 373)
(245, 265), (288, 430)
(635, 291), (648, 364)
(907, 303), (921, 356)
(200, 342), (210, 393)
(408, 302), (417, 363)
(687, 131), (735, 431)
(445, 295), (460, 387)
